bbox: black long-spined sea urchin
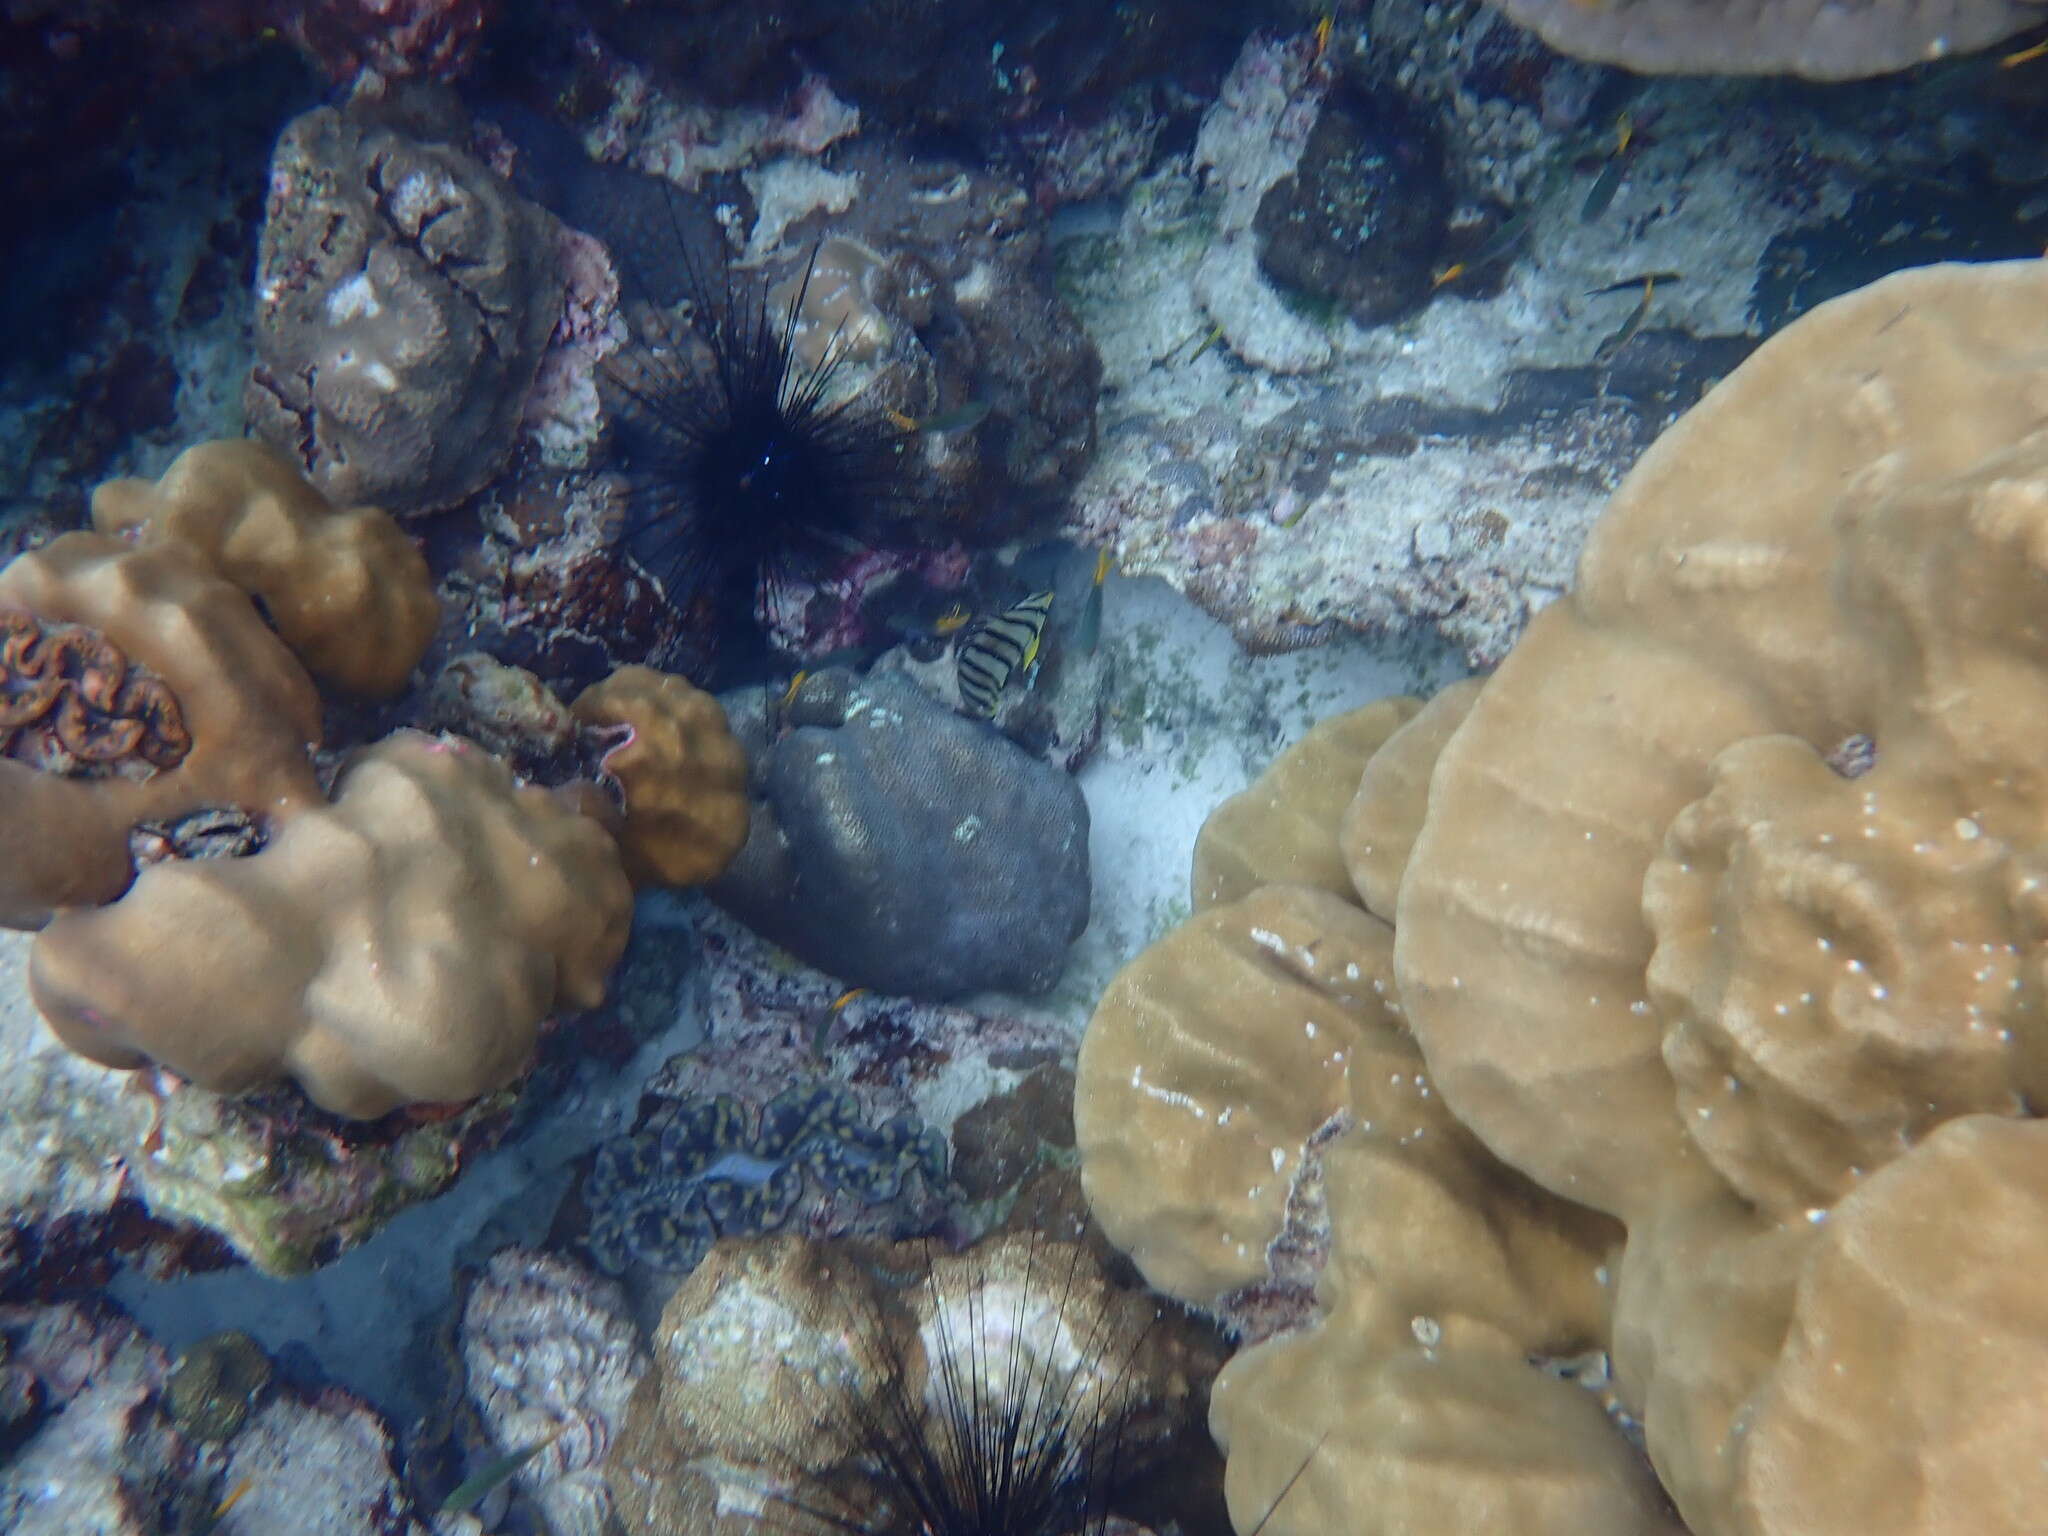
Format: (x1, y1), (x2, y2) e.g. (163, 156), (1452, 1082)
(602, 246), (908, 675)
(773, 1242), (1149, 1536)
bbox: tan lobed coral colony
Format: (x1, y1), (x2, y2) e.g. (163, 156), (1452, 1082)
(1075, 259), (2048, 1536)
(3, 440), (748, 1118)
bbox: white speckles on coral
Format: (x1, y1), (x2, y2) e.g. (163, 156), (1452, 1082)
(324, 271), (381, 324)
(460, 1248), (648, 1536)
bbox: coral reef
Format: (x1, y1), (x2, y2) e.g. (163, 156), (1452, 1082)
(574, 0), (1255, 135)
(30, 730), (633, 1119)
(710, 667), (1089, 999)
(1075, 259), (2048, 1536)
(581, 1082), (949, 1276)
(1489, 0), (2045, 79)
(1186, 31), (1335, 374)
(458, 1246), (648, 1536)
(89, 438), (438, 699)
(571, 665), (749, 888)
(245, 80), (563, 515)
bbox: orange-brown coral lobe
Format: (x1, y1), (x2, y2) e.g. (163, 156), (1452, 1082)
(0, 608), (191, 776)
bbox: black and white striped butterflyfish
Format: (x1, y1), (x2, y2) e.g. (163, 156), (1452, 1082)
(955, 590), (1054, 720)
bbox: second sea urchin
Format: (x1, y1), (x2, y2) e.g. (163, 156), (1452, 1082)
(779, 1238), (1152, 1536)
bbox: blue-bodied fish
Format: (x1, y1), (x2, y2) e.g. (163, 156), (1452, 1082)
(956, 591), (1054, 720)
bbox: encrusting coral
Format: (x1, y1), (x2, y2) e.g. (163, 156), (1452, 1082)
(29, 731), (633, 1120)
(90, 438), (440, 699)
(572, 664), (749, 887)
(1076, 259), (2048, 1536)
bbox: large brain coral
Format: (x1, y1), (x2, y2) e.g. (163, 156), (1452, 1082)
(245, 85), (562, 515)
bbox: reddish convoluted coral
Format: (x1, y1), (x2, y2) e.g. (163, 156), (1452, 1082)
(0, 611), (190, 778)
(275, 0), (497, 83)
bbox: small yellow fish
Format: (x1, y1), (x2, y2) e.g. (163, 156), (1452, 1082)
(932, 603), (973, 636)
(779, 670), (810, 711)
(2002, 36), (2048, 67)
(1185, 320), (1227, 365)
(1431, 261), (1468, 289)
(1092, 547), (1113, 587)
(212, 1478), (255, 1519)
(1312, 14), (1334, 62)
(1615, 111), (1634, 155)
(884, 401), (993, 435)
(809, 986), (869, 1055)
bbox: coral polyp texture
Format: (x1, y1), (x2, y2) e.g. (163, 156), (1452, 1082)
(90, 438), (439, 699)
(245, 81), (563, 516)
(1075, 259), (2048, 1536)
(0, 532), (323, 928)
(571, 664), (749, 887)
(30, 731), (633, 1119)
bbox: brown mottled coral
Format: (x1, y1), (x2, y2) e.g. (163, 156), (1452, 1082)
(91, 439), (439, 699)
(572, 665), (748, 888)
(0, 533), (322, 928)
(1489, 0), (2048, 80)
(29, 731), (632, 1119)
(244, 82), (563, 515)
(1079, 259), (2048, 1536)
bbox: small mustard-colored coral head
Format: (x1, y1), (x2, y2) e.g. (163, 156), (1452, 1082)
(91, 438), (440, 699)
(572, 665), (749, 888)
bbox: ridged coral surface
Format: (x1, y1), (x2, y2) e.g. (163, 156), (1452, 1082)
(29, 731), (632, 1117)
